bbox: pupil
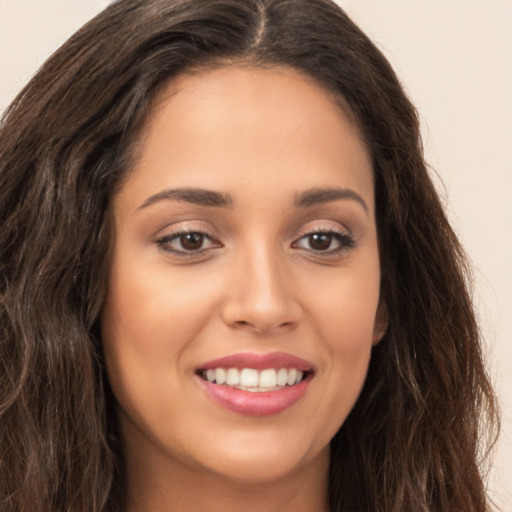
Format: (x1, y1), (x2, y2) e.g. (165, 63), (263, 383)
(309, 233), (331, 251)
(181, 232), (204, 250)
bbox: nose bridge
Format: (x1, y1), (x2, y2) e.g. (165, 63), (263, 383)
(221, 235), (301, 333)
(245, 243), (286, 306)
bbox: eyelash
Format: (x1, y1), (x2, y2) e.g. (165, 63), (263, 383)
(156, 229), (220, 256)
(291, 228), (356, 255)
(155, 227), (355, 256)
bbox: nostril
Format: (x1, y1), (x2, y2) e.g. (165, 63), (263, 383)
(231, 319), (294, 334)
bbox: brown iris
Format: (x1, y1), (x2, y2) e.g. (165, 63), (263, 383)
(180, 232), (205, 251)
(308, 233), (333, 251)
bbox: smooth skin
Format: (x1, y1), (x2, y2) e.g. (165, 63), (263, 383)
(101, 66), (387, 512)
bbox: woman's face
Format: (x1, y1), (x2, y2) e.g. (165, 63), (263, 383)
(102, 66), (385, 485)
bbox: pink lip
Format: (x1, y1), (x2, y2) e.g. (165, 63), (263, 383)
(197, 375), (312, 416)
(197, 351), (314, 371)
(196, 352), (314, 416)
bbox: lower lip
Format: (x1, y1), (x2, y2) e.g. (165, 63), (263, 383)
(198, 376), (311, 416)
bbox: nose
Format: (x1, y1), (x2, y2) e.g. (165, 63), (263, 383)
(220, 245), (303, 335)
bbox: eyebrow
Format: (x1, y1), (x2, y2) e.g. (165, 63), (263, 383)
(294, 187), (369, 214)
(137, 186), (368, 213)
(138, 187), (233, 210)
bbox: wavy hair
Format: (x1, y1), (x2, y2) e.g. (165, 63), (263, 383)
(0, 0), (499, 510)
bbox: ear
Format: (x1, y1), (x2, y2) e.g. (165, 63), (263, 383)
(372, 300), (388, 345)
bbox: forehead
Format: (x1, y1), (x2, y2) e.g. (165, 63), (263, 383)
(120, 65), (374, 212)
(147, 65), (364, 154)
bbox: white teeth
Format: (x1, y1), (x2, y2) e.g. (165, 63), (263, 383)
(259, 369), (277, 387)
(203, 367), (308, 390)
(276, 368), (288, 386)
(240, 368), (259, 387)
(226, 368), (240, 386)
(215, 368), (226, 385)
(287, 368), (297, 386)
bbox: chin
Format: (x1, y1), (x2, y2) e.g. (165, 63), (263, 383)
(185, 429), (330, 485)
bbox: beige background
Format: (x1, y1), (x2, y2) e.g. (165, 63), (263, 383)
(1, 0), (510, 508)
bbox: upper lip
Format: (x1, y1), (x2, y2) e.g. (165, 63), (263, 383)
(197, 352), (314, 372)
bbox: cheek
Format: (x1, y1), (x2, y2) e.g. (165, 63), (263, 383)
(321, 295), (376, 381)
(100, 252), (222, 410)
(305, 262), (380, 416)
(306, 254), (381, 346)
(102, 250), (220, 350)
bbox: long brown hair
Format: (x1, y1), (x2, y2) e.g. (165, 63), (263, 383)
(0, 1), (499, 510)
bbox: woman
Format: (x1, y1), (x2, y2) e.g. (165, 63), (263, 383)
(0, 0), (499, 510)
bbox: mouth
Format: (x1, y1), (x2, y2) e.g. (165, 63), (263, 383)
(197, 367), (310, 392)
(195, 352), (314, 416)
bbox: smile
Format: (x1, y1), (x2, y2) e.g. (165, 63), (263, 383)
(196, 352), (314, 416)
(199, 367), (306, 392)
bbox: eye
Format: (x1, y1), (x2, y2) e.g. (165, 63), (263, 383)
(156, 230), (221, 254)
(292, 230), (355, 254)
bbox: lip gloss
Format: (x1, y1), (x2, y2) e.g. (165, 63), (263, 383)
(198, 375), (311, 416)
(198, 352), (313, 372)
(196, 352), (313, 416)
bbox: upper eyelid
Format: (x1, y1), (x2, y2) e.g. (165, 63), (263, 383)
(293, 221), (352, 238)
(156, 220), (350, 236)
(154, 218), (353, 242)
(155, 220), (219, 238)
(297, 228), (347, 239)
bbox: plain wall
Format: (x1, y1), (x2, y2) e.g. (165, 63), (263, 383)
(1, 0), (510, 508)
